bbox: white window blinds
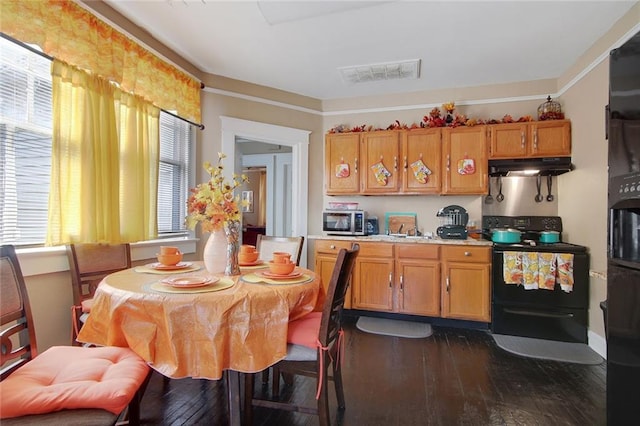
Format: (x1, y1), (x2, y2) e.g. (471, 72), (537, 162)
(158, 113), (193, 235)
(0, 37), (52, 246)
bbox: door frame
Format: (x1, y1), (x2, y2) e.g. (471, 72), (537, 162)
(220, 116), (310, 264)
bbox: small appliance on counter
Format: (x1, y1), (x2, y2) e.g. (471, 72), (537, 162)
(436, 205), (469, 239)
(322, 209), (367, 236)
(366, 217), (379, 236)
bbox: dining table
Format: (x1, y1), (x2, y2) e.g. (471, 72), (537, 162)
(77, 260), (323, 426)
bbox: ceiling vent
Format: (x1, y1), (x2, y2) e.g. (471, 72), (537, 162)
(339, 59), (421, 85)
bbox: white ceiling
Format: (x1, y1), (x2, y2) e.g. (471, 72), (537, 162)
(103, 0), (637, 101)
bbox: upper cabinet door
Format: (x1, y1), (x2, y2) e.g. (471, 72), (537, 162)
(401, 128), (442, 194)
(529, 120), (571, 157)
(325, 133), (361, 194)
(442, 126), (488, 194)
(361, 131), (401, 194)
(489, 123), (528, 159)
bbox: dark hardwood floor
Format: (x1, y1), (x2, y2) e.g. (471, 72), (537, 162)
(138, 317), (606, 425)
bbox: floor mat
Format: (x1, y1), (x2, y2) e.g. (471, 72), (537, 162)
(356, 317), (432, 338)
(492, 334), (603, 365)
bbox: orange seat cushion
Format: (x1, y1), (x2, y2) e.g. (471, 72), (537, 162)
(286, 311), (322, 349)
(0, 346), (149, 419)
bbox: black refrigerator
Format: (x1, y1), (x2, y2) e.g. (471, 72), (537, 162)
(606, 29), (640, 425)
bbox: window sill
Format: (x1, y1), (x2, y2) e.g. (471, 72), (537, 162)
(16, 237), (198, 277)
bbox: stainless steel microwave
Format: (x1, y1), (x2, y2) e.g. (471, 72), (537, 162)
(322, 210), (367, 236)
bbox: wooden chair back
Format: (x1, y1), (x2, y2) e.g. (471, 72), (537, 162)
(0, 245), (38, 380)
(66, 243), (131, 307)
(319, 243), (359, 348)
(255, 235), (305, 266)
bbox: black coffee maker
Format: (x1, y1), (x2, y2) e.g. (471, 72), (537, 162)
(436, 205), (469, 239)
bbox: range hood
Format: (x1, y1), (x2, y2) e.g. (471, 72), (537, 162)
(489, 157), (574, 176)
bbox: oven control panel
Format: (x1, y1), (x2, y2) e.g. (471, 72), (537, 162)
(482, 215), (562, 232)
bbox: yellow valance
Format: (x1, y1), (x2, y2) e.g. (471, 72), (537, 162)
(0, 0), (201, 124)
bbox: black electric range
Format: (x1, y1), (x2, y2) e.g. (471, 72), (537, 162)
(483, 215), (590, 343)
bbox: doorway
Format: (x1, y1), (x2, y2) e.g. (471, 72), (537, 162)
(240, 149), (292, 236)
(220, 116), (310, 265)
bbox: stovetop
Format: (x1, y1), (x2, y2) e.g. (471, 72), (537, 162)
(492, 241), (588, 253)
(483, 215), (588, 254)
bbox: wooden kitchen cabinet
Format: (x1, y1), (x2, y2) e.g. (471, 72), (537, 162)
(529, 120), (571, 157)
(325, 132), (361, 194)
(361, 131), (401, 194)
(395, 244), (440, 316)
(351, 242), (394, 311)
(489, 120), (571, 159)
(314, 239), (354, 308)
(441, 246), (491, 322)
(442, 126), (488, 194)
(401, 128), (442, 194)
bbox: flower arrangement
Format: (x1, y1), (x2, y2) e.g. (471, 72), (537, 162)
(186, 153), (249, 233)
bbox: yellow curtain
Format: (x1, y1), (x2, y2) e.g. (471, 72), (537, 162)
(115, 90), (159, 242)
(47, 60), (159, 245)
(0, 0), (201, 124)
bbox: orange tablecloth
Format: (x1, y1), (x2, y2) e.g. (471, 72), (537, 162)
(77, 262), (322, 380)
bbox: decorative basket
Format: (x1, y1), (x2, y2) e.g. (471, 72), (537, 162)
(537, 96), (564, 120)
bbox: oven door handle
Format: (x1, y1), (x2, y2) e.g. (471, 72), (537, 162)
(503, 308), (574, 319)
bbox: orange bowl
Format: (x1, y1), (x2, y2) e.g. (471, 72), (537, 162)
(156, 252), (183, 266)
(240, 244), (256, 254)
(239, 251), (260, 264)
(268, 260), (295, 275)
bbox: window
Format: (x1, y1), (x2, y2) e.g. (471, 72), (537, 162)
(0, 37), (194, 246)
(158, 113), (193, 235)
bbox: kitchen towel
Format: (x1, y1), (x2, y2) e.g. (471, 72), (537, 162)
(537, 253), (556, 290)
(557, 253), (575, 293)
(522, 252), (539, 289)
(502, 251), (523, 284)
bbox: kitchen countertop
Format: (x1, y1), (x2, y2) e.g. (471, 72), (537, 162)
(308, 234), (493, 246)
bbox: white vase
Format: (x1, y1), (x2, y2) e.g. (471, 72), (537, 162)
(203, 229), (227, 274)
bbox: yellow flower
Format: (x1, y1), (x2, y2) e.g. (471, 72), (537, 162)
(186, 153), (249, 233)
(442, 102), (455, 113)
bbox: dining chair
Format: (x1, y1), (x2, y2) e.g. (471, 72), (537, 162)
(67, 243), (131, 345)
(0, 244), (151, 425)
(244, 243), (360, 426)
(255, 235), (305, 266)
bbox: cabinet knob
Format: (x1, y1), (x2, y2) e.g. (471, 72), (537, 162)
(464, 251), (471, 256)
(330, 245), (336, 250)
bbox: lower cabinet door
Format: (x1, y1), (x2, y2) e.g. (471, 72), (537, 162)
(352, 257), (394, 311)
(397, 259), (440, 316)
(442, 261), (491, 322)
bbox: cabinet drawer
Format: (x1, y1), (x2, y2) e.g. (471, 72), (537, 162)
(315, 240), (353, 255)
(442, 246), (490, 263)
(396, 244), (439, 260)
(358, 242), (394, 258)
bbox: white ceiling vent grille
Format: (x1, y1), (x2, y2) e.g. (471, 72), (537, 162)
(339, 59), (421, 85)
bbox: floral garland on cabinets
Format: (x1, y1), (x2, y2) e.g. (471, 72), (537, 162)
(327, 101), (535, 134)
